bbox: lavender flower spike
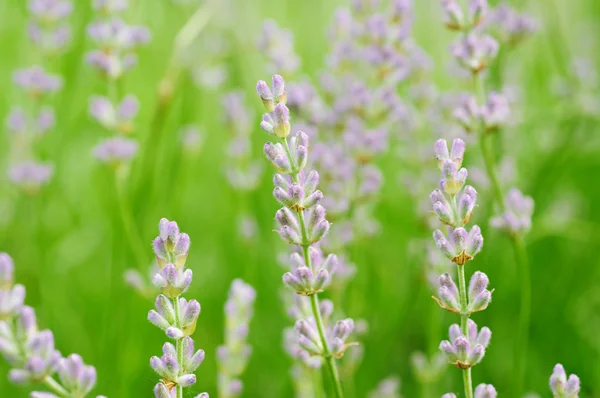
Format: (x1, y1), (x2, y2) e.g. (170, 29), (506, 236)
(549, 364), (580, 398)
(254, 75), (352, 397)
(474, 383), (497, 398)
(0, 253), (103, 397)
(148, 219), (208, 398)
(217, 279), (256, 397)
(428, 139), (492, 398)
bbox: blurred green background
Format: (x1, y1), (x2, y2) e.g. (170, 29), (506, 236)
(1, 0), (600, 396)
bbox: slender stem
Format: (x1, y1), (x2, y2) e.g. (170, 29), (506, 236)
(43, 375), (69, 397)
(473, 70), (531, 397)
(457, 264), (473, 398)
(310, 294), (343, 398)
(282, 138), (344, 398)
(173, 295), (183, 398)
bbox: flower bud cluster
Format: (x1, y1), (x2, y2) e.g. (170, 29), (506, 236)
(86, 2), (149, 165)
(431, 139), (483, 265)
(257, 20), (301, 76)
(435, 271), (492, 314)
(0, 253), (103, 397)
(439, 320), (491, 369)
(28, 0), (73, 54)
(490, 187), (534, 235)
(5, 63), (63, 192)
(549, 364), (580, 398)
(282, 248), (337, 296)
(85, 17), (150, 79)
(453, 92), (510, 133)
(442, 0), (487, 31)
(443, 383), (497, 398)
(367, 376), (401, 398)
(217, 279), (256, 397)
(256, 75), (356, 390)
(486, 4), (537, 46)
(451, 34), (499, 74)
(147, 219), (208, 397)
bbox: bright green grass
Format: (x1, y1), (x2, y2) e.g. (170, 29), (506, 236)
(1, 0), (600, 396)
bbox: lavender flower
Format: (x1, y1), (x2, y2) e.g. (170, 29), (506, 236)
(8, 161), (54, 193)
(89, 94), (140, 133)
(451, 34), (499, 74)
(85, 14), (150, 79)
(439, 320), (491, 369)
(27, 0), (73, 54)
(487, 3), (537, 46)
(368, 376), (401, 398)
(549, 364), (580, 398)
(92, 0), (128, 14)
(428, 138), (493, 397)
(0, 253), (103, 397)
(474, 384), (497, 398)
(13, 66), (62, 97)
(490, 188), (534, 235)
(92, 137), (139, 164)
(147, 219), (208, 398)
(217, 279), (256, 397)
(256, 75), (353, 397)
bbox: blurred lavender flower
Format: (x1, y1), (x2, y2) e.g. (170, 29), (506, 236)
(217, 279), (256, 397)
(490, 188), (534, 235)
(92, 137), (138, 165)
(549, 364), (580, 398)
(368, 376), (402, 398)
(92, 0), (128, 14)
(179, 125), (204, 155)
(27, 0), (73, 54)
(147, 219), (208, 397)
(410, 351), (447, 384)
(258, 20), (301, 76)
(89, 94), (139, 134)
(451, 34), (499, 74)
(474, 383), (497, 397)
(13, 66), (62, 97)
(487, 3), (537, 46)
(0, 253), (103, 397)
(8, 161), (54, 194)
(86, 17), (150, 79)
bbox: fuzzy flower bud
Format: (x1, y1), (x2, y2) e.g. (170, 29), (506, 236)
(153, 219), (190, 269)
(474, 383), (497, 398)
(434, 273), (461, 313)
(442, 0), (465, 30)
(452, 34), (498, 73)
(490, 188), (534, 235)
(549, 364), (580, 398)
(439, 320), (490, 369)
(283, 249), (337, 296)
(467, 271), (492, 313)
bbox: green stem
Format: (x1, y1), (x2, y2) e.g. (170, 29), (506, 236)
(43, 375), (69, 397)
(457, 264), (473, 398)
(282, 138), (344, 398)
(173, 295), (184, 398)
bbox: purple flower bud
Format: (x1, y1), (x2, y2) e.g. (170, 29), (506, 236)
(474, 383), (497, 398)
(58, 354), (98, 395)
(550, 364), (580, 398)
(469, 0), (488, 27)
(480, 92), (510, 132)
(13, 66), (62, 95)
(0, 253), (14, 288)
(92, 137), (138, 164)
(8, 161), (53, 191)
(177, 374), (196, 387)
(442, 0), (464, 30)
(272, 74), (286, 104)
(273, 103), (291, 138)
(490, 188), (534, 235)
(452, 34), (499, 73)
(260, 113), (275, 135)
(256, 80), (274, 112)
(153, 383), (172, 398)
(437, 273), (461, 313)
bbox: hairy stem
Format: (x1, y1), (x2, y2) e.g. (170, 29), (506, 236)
(457, 264), (473, 398)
